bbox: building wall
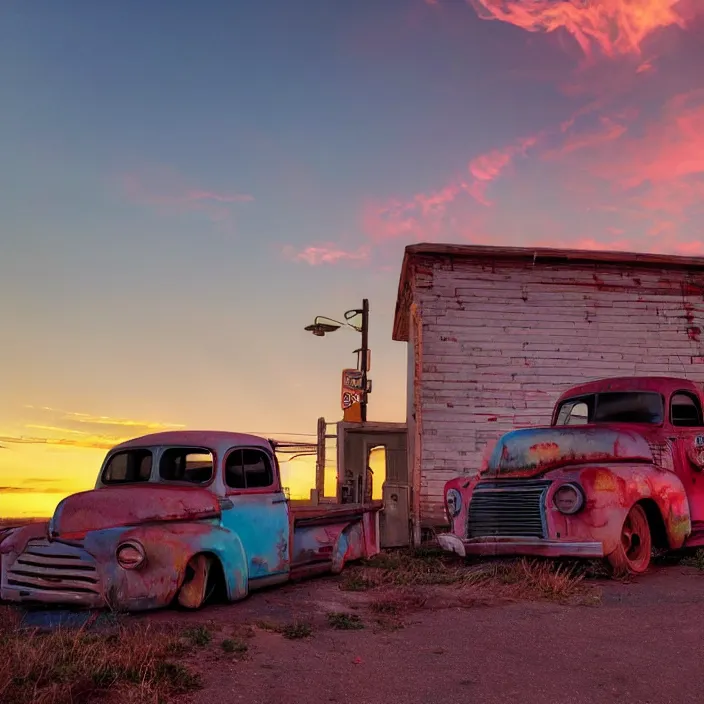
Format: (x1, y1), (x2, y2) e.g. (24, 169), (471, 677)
(412, 255), (704, 525)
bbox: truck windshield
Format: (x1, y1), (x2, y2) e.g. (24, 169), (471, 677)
(555, 392), (664, 425)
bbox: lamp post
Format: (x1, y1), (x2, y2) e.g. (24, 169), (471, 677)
(304, 299), (370, 422)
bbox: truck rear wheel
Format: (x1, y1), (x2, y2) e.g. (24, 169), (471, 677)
(607, 504), (652, 576)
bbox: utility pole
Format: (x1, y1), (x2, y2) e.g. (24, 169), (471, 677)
(305, 298), (372, 423)
(359, 299), (370, 423)
(315, 416), (326, 496)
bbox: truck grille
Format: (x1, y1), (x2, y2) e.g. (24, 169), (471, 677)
(468, 480), (550, 539)
(4, 538), (100, 597)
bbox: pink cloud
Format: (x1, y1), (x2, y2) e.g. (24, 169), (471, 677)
(363, 134), (539, 242)
(286, 131), (540, 267)
(283, 243), (370, 266)
(467, 135), (539, 205)
(546, 115), (628, 159)
(362, 199), (432, 242)
(580, 90), (704, 220)
(466, 0), (690, 58)
(674, 241), (704, 254)
(288, 2), (704, 269)
(185, 190), (254, 204)
(122, 166), (253, 227)
(571, 237), (633, 251)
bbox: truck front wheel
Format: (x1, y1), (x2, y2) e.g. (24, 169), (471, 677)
(177, 554), (212, 609)
(607, 504), (652, 576)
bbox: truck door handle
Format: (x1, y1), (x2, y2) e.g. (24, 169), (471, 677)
(272, 497), (288, 504)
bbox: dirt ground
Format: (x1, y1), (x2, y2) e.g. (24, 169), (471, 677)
(133, 560), (704, 704)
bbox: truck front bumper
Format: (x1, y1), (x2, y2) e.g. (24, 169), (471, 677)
(437, 533), (604, 559)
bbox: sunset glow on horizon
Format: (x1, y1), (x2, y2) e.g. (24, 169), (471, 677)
(2, 0), (703, 518)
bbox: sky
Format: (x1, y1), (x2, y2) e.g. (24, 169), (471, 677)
(1, 0), (703, 516)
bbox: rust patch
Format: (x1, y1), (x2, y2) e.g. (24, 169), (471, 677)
(587, 469), (619, 493)
(684, 301), (696, 325)
(528, 442), (561, 461)
(274, 532), (288, 572)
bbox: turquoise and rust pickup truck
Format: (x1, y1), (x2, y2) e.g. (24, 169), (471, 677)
(0, 430), (381, 611)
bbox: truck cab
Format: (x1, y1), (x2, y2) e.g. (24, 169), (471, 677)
(0, 430), (381, 611)
(439, 377), (704, 574)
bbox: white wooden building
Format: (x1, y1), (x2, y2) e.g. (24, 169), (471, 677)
(392, 244), (704, 543)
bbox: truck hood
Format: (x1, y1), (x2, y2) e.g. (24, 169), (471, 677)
(50, 484), (221, 539)
(485, 425), (655, 478)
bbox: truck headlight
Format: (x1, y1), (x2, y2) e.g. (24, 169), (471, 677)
(116, 541), (146, 569)
(446, 489), (462, 518)
(553, 484), (584, 515)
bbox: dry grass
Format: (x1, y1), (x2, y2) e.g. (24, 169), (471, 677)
(0, 606), (202, 704)
(680, 549), (704, 571)
(341, 548), (598, 606)
(465, 559), (591, 602)
(339, 546), (466, 591)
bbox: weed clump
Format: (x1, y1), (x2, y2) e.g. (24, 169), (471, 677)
(221, 638), (249, 655)
(327, 612), (364, 630)
(183, 625), (212, 646)
(280, 621), (313, 640)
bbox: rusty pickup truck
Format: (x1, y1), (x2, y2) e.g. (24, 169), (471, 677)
(0, 431), (381, 611)
(439, 376), (704, 574)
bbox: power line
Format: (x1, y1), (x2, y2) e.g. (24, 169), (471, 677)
(243, 431), (317, 438)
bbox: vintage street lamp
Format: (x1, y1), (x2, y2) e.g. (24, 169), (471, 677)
(304, 299), (370, 422)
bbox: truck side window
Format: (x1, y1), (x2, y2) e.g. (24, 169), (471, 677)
(556, 399), (590, 425)
(159, 448), (214, 484)
(671, 392), (704, 427)
(225, 449), (274, 490)
(102, 450), (152, 484)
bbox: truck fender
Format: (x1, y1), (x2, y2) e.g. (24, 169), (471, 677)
(331, 521), (365, 574)
(576, 465), (691, 552)
(119, 523), (250, 602)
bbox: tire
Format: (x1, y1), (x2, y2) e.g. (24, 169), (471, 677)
(177, 554), (212, 609)
(607, 504), (652, 576)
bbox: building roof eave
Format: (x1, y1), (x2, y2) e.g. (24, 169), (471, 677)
(391, 242), (704, 344)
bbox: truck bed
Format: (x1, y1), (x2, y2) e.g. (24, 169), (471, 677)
(288, 500), (382, 579)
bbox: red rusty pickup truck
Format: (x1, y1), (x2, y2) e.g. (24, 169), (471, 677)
(439, 377), (704, 574)
(0, 431), (381, 611)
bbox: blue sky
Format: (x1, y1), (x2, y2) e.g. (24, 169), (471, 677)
(1, 0), (703, 514)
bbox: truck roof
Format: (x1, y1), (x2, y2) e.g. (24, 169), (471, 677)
(110, 430), (272, 454)
(557, 376), (702, 403)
